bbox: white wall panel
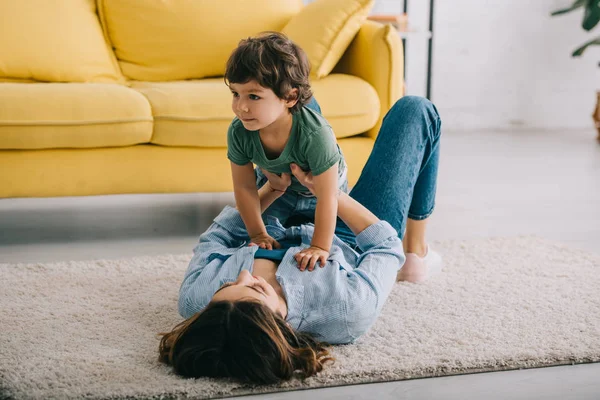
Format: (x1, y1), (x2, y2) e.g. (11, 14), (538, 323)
(305, 0), (600, 130)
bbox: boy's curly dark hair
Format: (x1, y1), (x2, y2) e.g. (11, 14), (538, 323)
(224, 32), (312, 114)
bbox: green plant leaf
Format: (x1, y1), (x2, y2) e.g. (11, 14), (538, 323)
(551, 0), (587, 16)
(582, 0), (600, 30)
(572, 35), (600, 56)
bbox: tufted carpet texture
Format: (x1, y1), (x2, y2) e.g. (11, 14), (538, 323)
(1, 236), (599, 400)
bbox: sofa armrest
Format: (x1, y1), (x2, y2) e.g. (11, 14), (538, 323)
(332, 21), (403, 139)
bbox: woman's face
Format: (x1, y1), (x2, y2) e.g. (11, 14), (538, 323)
(212, 270), (285, 317)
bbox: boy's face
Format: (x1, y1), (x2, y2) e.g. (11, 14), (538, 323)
(229, 80), (297, 132)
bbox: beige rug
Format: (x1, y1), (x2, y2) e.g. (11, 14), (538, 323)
(1, 236), (599, 400)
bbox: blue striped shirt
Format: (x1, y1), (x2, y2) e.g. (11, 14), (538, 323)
(178, 206), (405, 344)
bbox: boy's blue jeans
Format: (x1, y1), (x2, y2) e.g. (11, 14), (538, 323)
(257, 96), (441, 247)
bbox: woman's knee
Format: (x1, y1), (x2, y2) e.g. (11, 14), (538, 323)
(391, 96), (439, 121)
(387, 96), (441, 141)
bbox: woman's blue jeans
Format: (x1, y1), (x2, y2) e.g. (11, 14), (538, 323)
(333, 96), (442, 247)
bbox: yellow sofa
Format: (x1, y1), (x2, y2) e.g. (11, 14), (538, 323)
(0, 0), (402, 198)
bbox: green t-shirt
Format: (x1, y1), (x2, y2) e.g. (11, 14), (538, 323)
(227, 106), (346, 193)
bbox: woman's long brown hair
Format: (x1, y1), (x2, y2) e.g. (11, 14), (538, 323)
(159, 300), (334, 384)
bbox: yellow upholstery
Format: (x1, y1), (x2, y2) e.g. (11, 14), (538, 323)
(0, 84), (153, 149)
(0, 137), (373, 197)
(131, 74), (379, 147)
(311, 74), (380, 139)
(98, 0), (303, 81)
(283, 0), (373, 79)
(333, 21), (403, 139)
(131, 79), (233, 148)
(0, 0), (403, 198)
(0, 78), (39, 83)
(0, 0), (122, 83)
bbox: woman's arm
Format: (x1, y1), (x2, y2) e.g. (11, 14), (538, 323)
(257, 181), (286, 213)
(290, 163), (380, 235)
(344, 230), (404, 339)
(335, 187), (405, 340)
(336, 191), (380, 235)
(290, 163), (403, 339)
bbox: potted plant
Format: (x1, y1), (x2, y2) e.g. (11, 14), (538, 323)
(551, 0), (600, 140)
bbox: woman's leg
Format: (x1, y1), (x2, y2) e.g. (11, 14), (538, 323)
(334, 96), (441, 251)
(403, 219), (428, 257)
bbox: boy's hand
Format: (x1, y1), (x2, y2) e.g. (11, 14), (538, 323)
(294, 246), (329, 271)
(248, 233), (281, 250)
(290, 164), (315, 195)
(260, 168), (291, 192)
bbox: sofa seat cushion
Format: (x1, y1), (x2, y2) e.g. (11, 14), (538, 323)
(0, 84), (153, 150)
(131, 73), (379, 148)
(0, 136), (375, 197)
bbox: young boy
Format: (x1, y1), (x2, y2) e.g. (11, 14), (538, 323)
(225, 32), (348, 269)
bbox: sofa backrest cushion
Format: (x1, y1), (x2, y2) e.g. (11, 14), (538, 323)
(282, 0), (374, 79)
(0, 0), (122, 83)
(98, 0), (303, 81)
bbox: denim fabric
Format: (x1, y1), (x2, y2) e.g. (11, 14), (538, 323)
(255, 160), (348, 227)
(179, 205), (404, 344)
(306, 96), (322, 114)
(333, 96), (442, 248)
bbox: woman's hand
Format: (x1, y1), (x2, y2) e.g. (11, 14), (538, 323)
(294, 246), (329, 271)
(248, 232), (281, 250)
(289, 163), (315, 195)
(260, 168), (291, 193)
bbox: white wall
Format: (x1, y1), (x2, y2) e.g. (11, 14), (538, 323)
(307, 0), (600, 130)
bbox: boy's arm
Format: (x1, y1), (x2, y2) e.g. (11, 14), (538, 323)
(310, 163), (339, 251)
(230, 161), (267, 238)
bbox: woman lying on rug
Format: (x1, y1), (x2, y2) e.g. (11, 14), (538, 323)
(159, 96), (442, 384)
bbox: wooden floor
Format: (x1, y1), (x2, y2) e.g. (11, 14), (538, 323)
(1, 128), (599, 399)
